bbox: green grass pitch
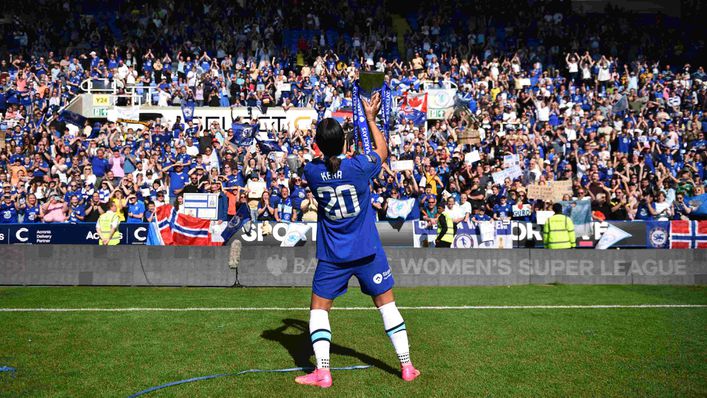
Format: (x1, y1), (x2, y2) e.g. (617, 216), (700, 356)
(1, 285), (705, 397)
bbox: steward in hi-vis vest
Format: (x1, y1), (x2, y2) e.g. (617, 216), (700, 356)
(436, 197), (459, 248)
(97, 201), (121, 245)
(543, 203), (576, 249)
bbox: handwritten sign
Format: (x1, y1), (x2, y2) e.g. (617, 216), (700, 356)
(551, 180), (574, 202)
(391, 160), (414, 171)
(527, 184), (555, 201)
(512, 204), (532, 218)
(458, 129), (481, 145)
(503, 154), (519, 168)
(527, 180), (573, 202)
(464, 150), (480, 164)
(492, 165), (522, 184)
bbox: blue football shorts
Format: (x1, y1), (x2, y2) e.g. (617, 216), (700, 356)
(312, 247), (394, 300)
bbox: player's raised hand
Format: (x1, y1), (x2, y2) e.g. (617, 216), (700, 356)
(361, 92), (381, 122)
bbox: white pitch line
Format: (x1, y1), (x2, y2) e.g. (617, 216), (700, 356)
(0, 304), (705, 312)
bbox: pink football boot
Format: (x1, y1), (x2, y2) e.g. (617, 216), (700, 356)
(401, 363), (421, 382)
(295, 368), (333, 388)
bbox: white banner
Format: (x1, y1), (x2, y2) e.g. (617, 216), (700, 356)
(387, 198), (416, 219)
(130, 107), (318, 132)
(108, 107), (140, 122)
(426, 89), (457, 109)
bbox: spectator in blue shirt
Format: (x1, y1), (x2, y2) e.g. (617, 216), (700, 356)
(91, 149), (109, 178)
(67, 195), (85, 223)
(21, 194), (42, 223)
(127, 194), (145, 223)
(493, 196), (513, 220)
(0, 194), (20, 223)
(166, 163), (189, 201)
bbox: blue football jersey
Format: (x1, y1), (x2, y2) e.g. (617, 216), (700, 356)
(304, 152), (383, 263)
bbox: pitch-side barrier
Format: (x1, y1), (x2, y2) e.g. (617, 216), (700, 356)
(1, 245), (704, 286)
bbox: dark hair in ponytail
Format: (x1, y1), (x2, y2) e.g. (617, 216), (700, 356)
(315, 118), (345, 173)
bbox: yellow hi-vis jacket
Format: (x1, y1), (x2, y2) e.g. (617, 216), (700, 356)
(543, 213), (576, 249)
(437, 211), (455, 244)
(97, 210), (121, 245)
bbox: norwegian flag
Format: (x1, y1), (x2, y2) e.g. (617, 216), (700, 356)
(155, 205), (177, 246)
(669, 220), (707, 249)
(172, 212), (218, 246)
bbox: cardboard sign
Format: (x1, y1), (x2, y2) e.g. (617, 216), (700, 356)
(391, 160), (414, 171)
(551, 180), (574, 202)
(458, 129), (481, 145)
(527, 180), (573, 202)
(527, 184), (555, 201)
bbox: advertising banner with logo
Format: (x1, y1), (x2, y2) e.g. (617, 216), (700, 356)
(0, 220), (674, 249)
(228, 220), (655, 249)
(231, 221), (414, 247)
(645, 221), (670, 248)
(412, 220), (513, 248)
(238, 246), (705, 287)
(0, 223), (149, 245)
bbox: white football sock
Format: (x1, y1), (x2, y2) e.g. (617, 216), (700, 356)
(378, 301), (411, 365)
(309, 309), (331, 369)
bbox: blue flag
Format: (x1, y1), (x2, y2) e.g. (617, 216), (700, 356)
(381, 82), (392, 141)
(5, 89), (19, 104)
(560, 199), (592, 238)
(147, 221), (164, 245)
(686, 193), (707, 216)
(58, 110), (86, 128)
(220, 204), (252, 243)
(612, 95), (629, 114)
(352, 81), (373, 153)
(257, 139), (282, 154)
(231, 122), (256, 146)
(181, 99), (195, 123)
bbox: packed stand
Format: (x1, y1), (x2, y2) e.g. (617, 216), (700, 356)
(0, 1), (706, 225)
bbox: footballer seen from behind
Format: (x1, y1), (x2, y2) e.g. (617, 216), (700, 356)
(296, 92), (420, 388)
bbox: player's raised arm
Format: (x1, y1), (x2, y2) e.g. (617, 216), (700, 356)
(361, 92), (388, 163)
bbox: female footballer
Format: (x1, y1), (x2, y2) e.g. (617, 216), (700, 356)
(296, 92), (420, 388)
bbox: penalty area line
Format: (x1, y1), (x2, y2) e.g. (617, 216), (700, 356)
(0, 304), (705, 312)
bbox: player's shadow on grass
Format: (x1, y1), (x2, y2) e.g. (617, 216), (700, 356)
(261, 318), (398, 376)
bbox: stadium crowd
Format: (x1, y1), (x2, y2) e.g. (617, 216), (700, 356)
(0, 0), (706, 226)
